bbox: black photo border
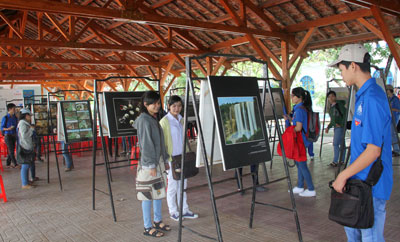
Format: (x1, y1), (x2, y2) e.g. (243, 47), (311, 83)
(208, 76), (271, 171)
(103, 91), (145, 138)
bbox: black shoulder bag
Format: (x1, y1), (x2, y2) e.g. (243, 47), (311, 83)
(328, 143), (384, 229)
(171, 140), (199, 180)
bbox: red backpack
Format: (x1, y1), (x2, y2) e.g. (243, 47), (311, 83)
(299, 106), (320, 142)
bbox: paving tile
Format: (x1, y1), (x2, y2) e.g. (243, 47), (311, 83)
(0, 134), (399, 241)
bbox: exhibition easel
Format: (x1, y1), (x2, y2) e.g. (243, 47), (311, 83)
(92, 76), (159, 222)
(25, 94), (64, 190)
(319, 79), (351, 158)
(180, 54), (301, 242)
(47, 90), (95, 191)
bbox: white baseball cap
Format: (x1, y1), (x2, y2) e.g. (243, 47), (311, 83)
(20, 108), (31, 115)
(328, 44), (369, 68)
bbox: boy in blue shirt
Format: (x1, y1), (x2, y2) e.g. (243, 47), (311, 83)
(1, 103), (18, 168)
(329, 44), (393, 241)
(385, 84), (400, 156)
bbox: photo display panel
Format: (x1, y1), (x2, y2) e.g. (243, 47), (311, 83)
(261, 88), (285, 121)
(32, 103), (57, 136)
(60, 100), (93, 143)
(103, 92), (144, 138)
(208, 76), (271, 171)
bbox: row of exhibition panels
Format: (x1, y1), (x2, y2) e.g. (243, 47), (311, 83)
(14, 76), (386, 172)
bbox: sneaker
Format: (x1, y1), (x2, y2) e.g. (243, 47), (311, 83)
(170, 214), (183, 222)
(120, 151), (127, 156)
(22, 184), (35, 189)
(299, 189), (316, 197)
(310, 156), (314, 161)
(289, 187), (304, 194)
(64, 168), (72, 172)
(29, 177), (40, 183)
(37, 158), (44, 162)
(182, 211), (198, 219)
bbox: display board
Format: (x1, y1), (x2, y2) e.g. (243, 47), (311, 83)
(196, 81), (223, 168)
(32, 103), (57, 136)
(103, 91), (144, 138)
(328, 86), (355, 121)
(261, 88), (285, 120)
(178, 95), (198, 122)
(59, 101), (93, 143)
(0, 89), (23, 118)
(98, 93), (109, 136)
(208, 76), (271, 171)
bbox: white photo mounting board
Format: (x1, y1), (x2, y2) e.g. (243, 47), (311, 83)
(195, 80), (223, 168)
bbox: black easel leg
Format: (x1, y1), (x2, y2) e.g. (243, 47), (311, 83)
(249, 172), (257, 228)
(52, 137), (63, 191)
(47, 138), (50, 184)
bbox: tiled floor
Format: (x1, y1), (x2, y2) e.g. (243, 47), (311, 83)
(0, 136), (399, 242)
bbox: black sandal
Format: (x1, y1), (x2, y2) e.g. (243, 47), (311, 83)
(328, 162), (337, 167)
(153, 221), (171, 231)
(143, 227), (164, 237)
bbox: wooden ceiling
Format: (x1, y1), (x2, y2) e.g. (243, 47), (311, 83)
(0, 0), (399, 99)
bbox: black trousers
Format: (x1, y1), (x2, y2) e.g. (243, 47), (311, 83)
(4, 134), (17, 166)
(235, 164), (259, 189)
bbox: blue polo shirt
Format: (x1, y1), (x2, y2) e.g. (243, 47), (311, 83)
(389, 95), (400, 123)
(350, 78), (393, 200)
(1, 113), (18, 135)
(292, 102), (311, 154)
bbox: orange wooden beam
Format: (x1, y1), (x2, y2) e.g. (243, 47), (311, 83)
(0, 12), (23, 39)
(0, 69), (130, 75)
(0, 0), (289, 39)
(0, 37), (206, 55)
(44, 13), (70, 41)
(285, 9), (372, 32)
(288, 27), (316, 68)
(344, 0), (400, 16)
(357, 17), (384, 39)
(0, 56), (163, 66)
(371, 5), (400, 69)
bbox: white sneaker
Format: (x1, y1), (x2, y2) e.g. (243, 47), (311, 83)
(310, 156), (314, 161)
(299, 189), (316, 197)
(289, 187), (304, 194)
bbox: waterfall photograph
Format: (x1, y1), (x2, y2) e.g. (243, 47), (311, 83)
(217, 96), (264, 145)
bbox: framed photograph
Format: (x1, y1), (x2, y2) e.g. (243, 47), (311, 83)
(60, 100), (93, 143)
(261, 88), (285, 121)
(208, 76), (271, 171)
(32, 103), (57, 136)
(103, 92), (144, 138)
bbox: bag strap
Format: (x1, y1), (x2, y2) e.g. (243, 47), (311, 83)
(364, 142), (384, 186)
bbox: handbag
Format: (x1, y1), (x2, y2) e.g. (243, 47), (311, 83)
(136, 157), (167, 201)
(171, 141), (199, 180)
(17, 145), (34, 164)
(328, 143), (384, 228)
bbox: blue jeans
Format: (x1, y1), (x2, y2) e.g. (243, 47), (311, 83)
(142, 199), (162, 229)
(295, 161), (314, 191)
(391, 124), (399, 153)
(333, 127), (346, 163)
(121, 137), (132, 153)
(344, 197), (386, 242)
(307, 144), (314, 157)
(21, 163), (35, 186)
(61, 142), (73, 168)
